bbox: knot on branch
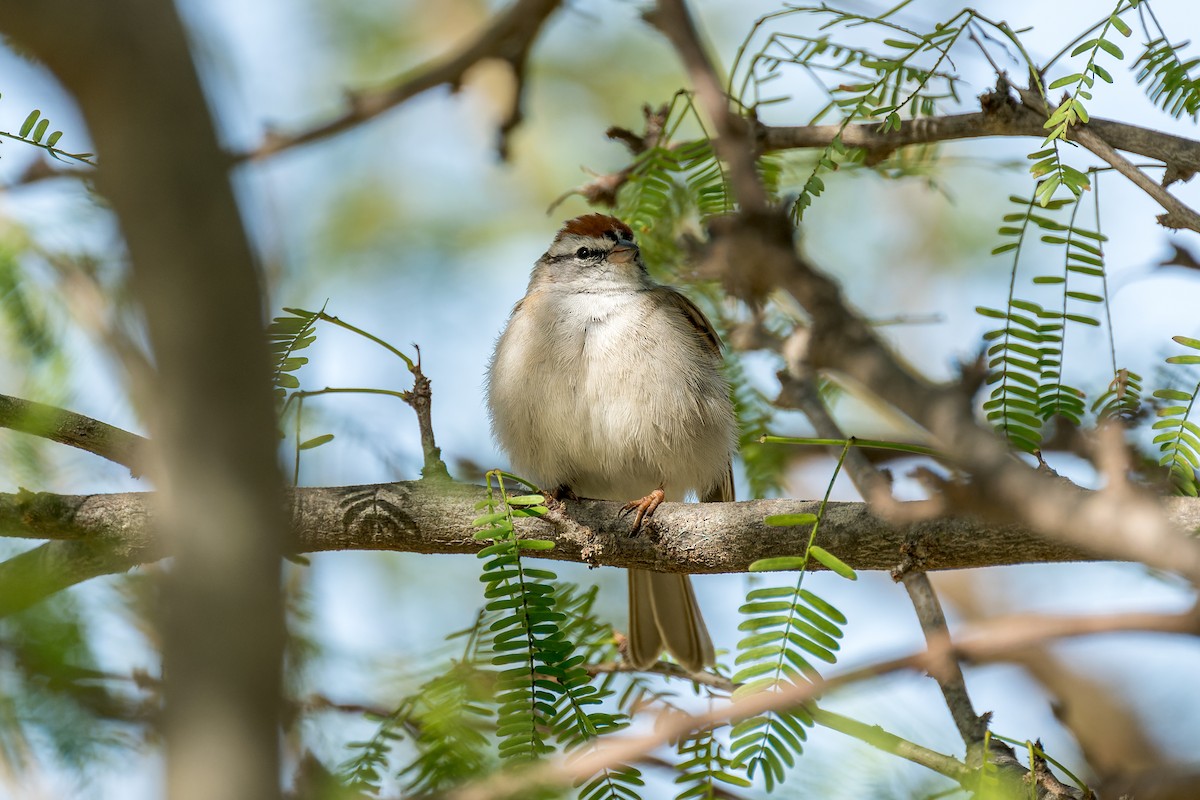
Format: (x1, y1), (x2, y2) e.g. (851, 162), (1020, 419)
(698, 207), (797, 305)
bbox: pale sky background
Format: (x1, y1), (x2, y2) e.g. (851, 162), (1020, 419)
(1, 0), (1199, 797)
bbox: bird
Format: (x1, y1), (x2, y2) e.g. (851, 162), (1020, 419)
(486, 213), (737, 671)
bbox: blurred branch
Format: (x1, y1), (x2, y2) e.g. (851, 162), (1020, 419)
(0, 393), (147, 475)
(0, 157), (94, 190)
(242, 0), (562, 162)
(446, 603), (1200, 800)
(0, 2), (290, 800)
(900, 573), (989, 749)
(589, 659), (971, 782)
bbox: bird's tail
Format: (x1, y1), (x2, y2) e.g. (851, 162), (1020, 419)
(627, 569), (714, 672)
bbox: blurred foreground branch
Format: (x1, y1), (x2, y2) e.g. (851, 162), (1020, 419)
(448, 604), (1200, 800)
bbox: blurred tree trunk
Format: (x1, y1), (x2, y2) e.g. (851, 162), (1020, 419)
(0, 1), (286, 799)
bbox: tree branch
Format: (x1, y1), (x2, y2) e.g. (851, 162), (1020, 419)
(901, 572), (989, 749)
(4, 479), (1200, 615)
(807, 706), (971, 784)
(761, 103), (1200, 178)
(0, 392), (147, 474)
(568, 82), (1200, 229)
(241, 0), (562, 161)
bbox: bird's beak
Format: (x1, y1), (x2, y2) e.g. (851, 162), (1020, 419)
(607, 242), (639, 264)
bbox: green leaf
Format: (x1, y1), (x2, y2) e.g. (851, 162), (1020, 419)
(19, 109), (39, 138)
(808, 546), (857, 580)
(764, 513), (818, 527)
(750, 556), (809, 572)
(1096, 38), (1124, 60)
(1071, 39), (1099, 57)
(298, 433), (334, 450)
(514, 539), (555, 550)
(506, 494), (546, 507)
(1173, 336), (1200, 350)
(1048, 74), (1082, 90)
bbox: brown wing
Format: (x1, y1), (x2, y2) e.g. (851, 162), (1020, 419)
(648, 285), (723, 359)
(650, 287), (734, 503)
(702, 462), (735, 503)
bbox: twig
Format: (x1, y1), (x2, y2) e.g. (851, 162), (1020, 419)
(1074, 125), (1200, 232)
(0, 157), (94, 190)
(900, 572), (988, 749)
(586, 659), (734, 692)
(403, 346), (451, 481)
(242, 0), (562, 161)
(0, 393), (147, 474)
(808, 706), (971, 783)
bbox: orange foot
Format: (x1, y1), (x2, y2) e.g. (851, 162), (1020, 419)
(620, 488), (665, 534)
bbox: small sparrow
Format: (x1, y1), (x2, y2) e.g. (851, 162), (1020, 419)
(486, 214), (736, 671)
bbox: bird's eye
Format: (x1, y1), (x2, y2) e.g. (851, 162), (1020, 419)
(575, 247), (594, 259)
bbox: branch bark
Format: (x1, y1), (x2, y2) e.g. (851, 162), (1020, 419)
(761, 104), (1200, 177)
(0, 393), (147, 474)
(5, 479), (1200, 617)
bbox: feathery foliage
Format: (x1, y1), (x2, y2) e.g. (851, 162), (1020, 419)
(1134, 37), (1200, 121)
(728, 4), (967, 219)
(339, 662), (493, 796)
(729, 443), (856, 790)
(978, 192), (1118, 452)
(473, 472), (643, 800)
(1152, 337), (1200, 496)
(473, 477), (561, 762)
(674, 726), (750, 800)
(267, 306), (320, 404)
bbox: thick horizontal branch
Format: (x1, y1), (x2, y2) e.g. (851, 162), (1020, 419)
(0, 479), (1112, 571)
(3, 478), (1197, 616)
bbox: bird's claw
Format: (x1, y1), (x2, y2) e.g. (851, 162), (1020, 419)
(619, 488), (665, 534)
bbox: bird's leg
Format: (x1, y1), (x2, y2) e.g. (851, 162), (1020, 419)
(620, 486), (665, 534)
(543, 484), (578, 511)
